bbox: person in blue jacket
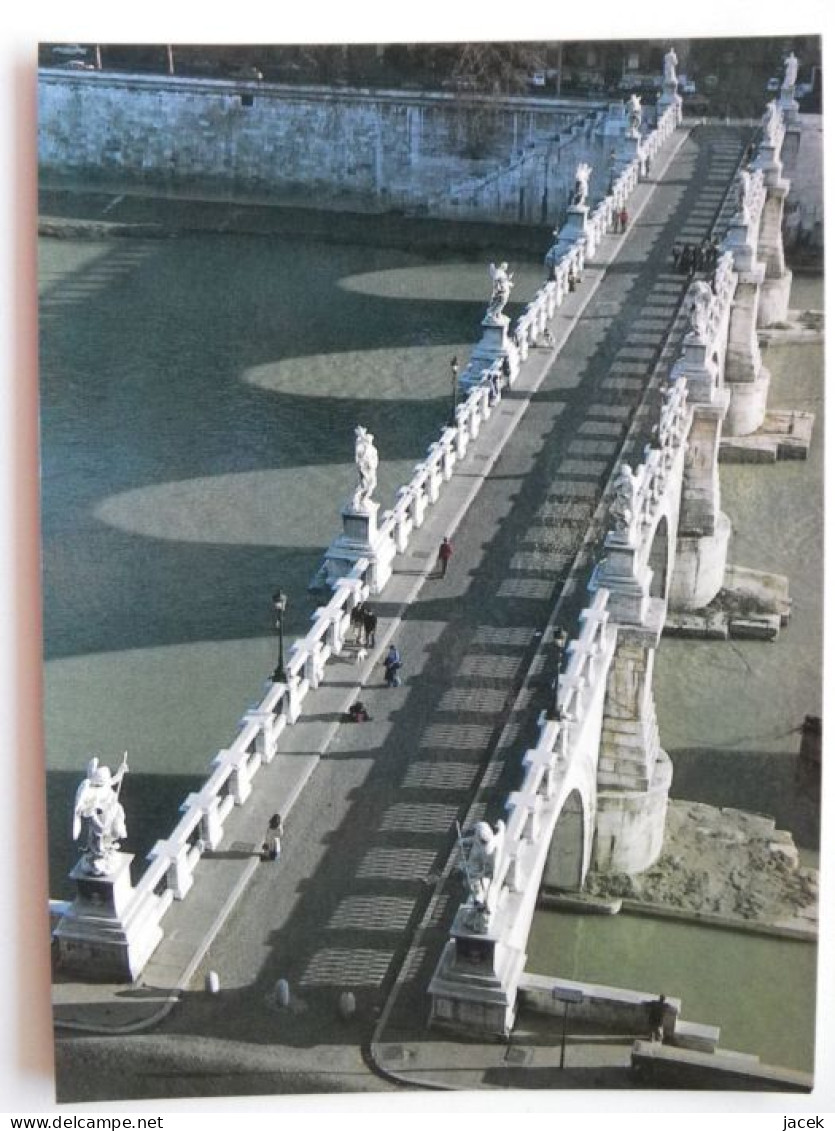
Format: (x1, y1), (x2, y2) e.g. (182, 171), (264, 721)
(383, 644), (402, 687)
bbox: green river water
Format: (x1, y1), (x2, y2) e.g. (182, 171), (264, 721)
(39, 226), (824, 1075)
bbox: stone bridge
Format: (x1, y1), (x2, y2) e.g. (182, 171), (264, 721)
(52, 60), (809, 1032)
(428, 88), (803, 1038)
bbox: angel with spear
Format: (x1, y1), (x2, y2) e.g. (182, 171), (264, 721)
(72, 752), (130, 875)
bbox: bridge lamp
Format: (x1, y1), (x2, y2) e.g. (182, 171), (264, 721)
(546, 628), (569, 720)
(272, 589), (288, 683)
(553, 986), (584, 1069)
(450, 356), (460, 423)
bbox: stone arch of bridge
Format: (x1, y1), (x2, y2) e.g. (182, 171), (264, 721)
(636, 467), (682, 604)
(542, 787), (588, 892)
(647, 513), (672, 600)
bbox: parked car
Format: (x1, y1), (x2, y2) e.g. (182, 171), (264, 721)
(229, 64), (263, 81)
(51, 44), (88, 58)
(441, 77), (478, 92)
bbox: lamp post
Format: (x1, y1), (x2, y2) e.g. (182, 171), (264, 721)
(450, 355), (460, 424)
(553, 987), (584, 1069)
(546, 628), (568, 721)
(272, 589), (288, 683)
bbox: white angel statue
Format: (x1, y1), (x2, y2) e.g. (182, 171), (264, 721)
(487, 261), (514, 321)
(72, 753), (129, 875)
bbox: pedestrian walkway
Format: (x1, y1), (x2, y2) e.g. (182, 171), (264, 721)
(54, 122), (755, 1093)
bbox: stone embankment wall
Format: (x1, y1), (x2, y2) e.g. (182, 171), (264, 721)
(38, 71), (600, 218)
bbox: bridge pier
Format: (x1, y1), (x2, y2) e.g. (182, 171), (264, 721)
(590, 502), (674, 875)
(669, 393), (731, 609)
(755, 146), (793, 328)
(666, 271), (733, 610)
(592, 599), (672, 874)
(722, 212), (771, 436)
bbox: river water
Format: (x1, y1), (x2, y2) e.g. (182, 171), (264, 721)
(38, 227), (548, 890)
(39, 221), (824, 1074)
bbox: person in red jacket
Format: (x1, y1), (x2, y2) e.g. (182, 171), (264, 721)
(437, 536), (453, 578)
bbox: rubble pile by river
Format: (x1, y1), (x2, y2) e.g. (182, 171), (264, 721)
(586, 799), (819, 934)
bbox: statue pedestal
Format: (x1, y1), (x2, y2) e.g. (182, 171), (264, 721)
(467, 313), (513, 376)
(54, 853), (165, 982)
(779, 92), (799, 125)
(592, 529), (652, 627)
(323, 499), (395, 593)
(723, 217), (761, 275)
(558, 204), (589, 243)
(658, 84), (683, 124)
(545, 206), (589, 272)
(615, 133), (641, 174)
(341, 502), (379, 545)
(673, 337), (721, 405)
(428, 904), (526, 1038)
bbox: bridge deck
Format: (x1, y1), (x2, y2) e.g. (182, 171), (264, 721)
(54, 123), (757, 1093)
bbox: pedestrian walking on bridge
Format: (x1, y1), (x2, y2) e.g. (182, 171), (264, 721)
(363, 605), (377, 648)
(350, 602), (366, 645)
(437, 536), (454, 578)
(547, 628), (569, 720)
(383, 644), (403, 687)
